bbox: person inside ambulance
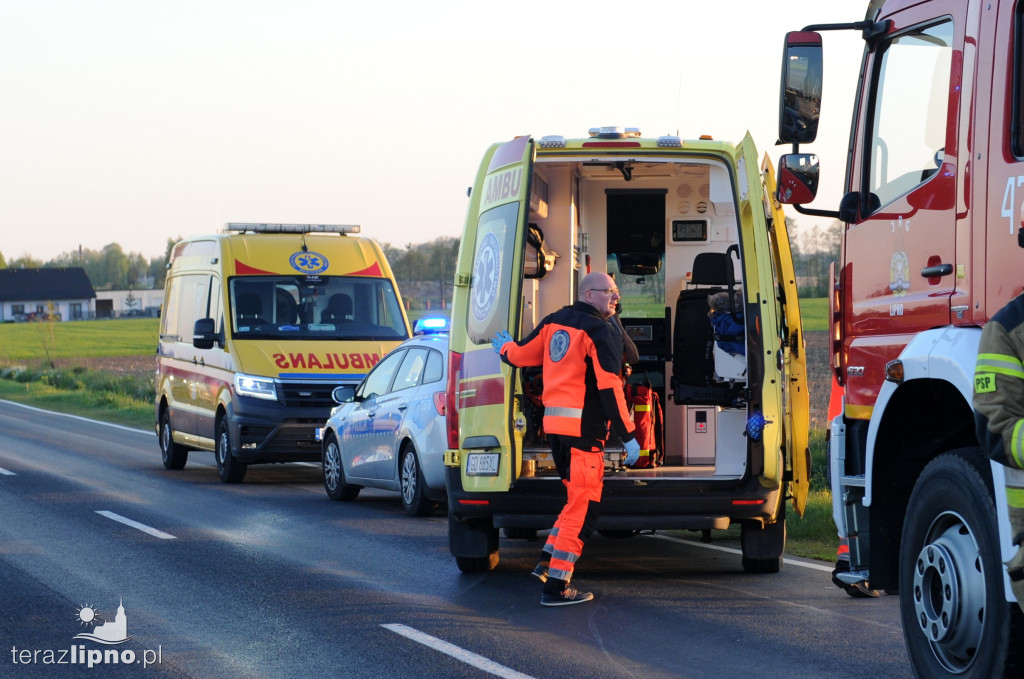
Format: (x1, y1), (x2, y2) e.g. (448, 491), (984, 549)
(973, 291), (1024, 615)
(492, 271), (641, 606)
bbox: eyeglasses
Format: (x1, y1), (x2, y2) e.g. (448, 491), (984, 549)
(588, 288), (620, 296)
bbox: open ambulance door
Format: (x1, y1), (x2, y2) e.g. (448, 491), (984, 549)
(761, 154), (810, 517)
(455, 135), (535, 493)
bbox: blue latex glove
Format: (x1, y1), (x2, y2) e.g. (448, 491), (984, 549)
(492, 330), (513, 354)
(623, 438), (641, 466)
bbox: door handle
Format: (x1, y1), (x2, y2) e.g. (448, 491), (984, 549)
(397, 403), (408, 411)
(920, 263), (953, 278)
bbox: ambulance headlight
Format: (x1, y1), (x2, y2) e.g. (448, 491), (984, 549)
(234, 374), (278, 401)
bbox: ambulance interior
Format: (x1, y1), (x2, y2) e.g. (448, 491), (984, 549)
(518, 158), (751, 480)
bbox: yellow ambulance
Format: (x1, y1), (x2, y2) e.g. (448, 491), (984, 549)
(155, 223), (410, 482)
(445, 127), (808, 573)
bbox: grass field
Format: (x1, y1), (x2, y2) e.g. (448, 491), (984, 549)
(0, 318), (160, 362)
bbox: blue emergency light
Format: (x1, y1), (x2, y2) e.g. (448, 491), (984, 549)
(413, 317), (449, 335)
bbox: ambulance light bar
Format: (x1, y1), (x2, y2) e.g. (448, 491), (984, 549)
(588, 126), (641, 139)
(657, 135), (682, 147)
(539, 135), (566, 148)
(225, 223), (361, 234)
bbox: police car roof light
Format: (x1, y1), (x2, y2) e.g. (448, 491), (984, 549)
(413, 317), (449, 335)
(225, 223), (361, 235)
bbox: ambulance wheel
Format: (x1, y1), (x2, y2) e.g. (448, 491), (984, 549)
(158, 406), (188, 470)
(400, 443), (432, 516)
(598, 530), (640, 539)
(899, 451), (1024, 679)
(502, 527), (539, 541)
(740, 504), (786, 574)
(449, 514), (499, 572)
(322, 433), (360, 501)
(215, 418), (246, 483)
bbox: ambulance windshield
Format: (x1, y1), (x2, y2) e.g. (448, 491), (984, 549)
(229, 276), (408, 341)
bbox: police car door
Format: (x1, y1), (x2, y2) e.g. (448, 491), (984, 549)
(458, 135), (534, 491)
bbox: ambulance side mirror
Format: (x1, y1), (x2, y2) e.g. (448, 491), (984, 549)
(193, 318), (219, 349)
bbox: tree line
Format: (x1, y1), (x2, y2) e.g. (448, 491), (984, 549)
(0, 222), (837, 302)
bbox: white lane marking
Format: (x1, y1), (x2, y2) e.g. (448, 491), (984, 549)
(0, 467), (15, 475)
(648, 533), (834, 573)
(96, 511), (176, 540)
(382, 623), (536, 679)
(1, 399), (153, 435)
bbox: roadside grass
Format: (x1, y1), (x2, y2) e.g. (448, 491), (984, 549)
(0, 368), (153, 430)
(0, 303), (837, 561)
(800, 297), (827, 332)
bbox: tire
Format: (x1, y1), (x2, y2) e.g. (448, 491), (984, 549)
(158, 406), (188, 470)
(899, 451), (1024, 678)
(598, 529), (640, 539)
(740, 503), (786, 574)
(502, 527), (539, 541)
(215, 418), (246, 483)
(322, 433), (360, 501)
(400, 444), (433, 516)
(448, 513), (499, 572)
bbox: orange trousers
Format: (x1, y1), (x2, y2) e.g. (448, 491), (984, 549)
(545, 446), (604, 582)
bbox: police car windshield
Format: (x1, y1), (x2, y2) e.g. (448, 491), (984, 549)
(229, 276), (409, 341)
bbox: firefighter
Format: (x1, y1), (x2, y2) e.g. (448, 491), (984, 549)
(973, 291), (1024, 614)
(492, 271), (640, 606)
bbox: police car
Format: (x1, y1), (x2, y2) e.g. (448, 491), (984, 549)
(319, 317), (449, 515)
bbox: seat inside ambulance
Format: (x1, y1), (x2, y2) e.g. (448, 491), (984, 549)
(671, 245), (745, 406)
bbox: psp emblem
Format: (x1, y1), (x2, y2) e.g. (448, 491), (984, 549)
(548, 330), (570, 362)
(290, 251), (329, 275)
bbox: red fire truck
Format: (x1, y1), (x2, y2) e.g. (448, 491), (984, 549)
(775, 2), (1024, 677)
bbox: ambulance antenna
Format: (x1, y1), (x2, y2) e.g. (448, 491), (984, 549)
(675, 72), (683, 136)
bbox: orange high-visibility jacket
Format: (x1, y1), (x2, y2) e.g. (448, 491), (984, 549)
(500, 301), (636, 446)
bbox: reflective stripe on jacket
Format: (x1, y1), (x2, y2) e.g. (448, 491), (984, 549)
(500, 301), (635, 445)
(974, 292), (1024, 470)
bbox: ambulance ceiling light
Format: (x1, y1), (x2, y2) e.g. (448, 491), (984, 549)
(539, 135), (566, 148)
(225, 223), (361, 235)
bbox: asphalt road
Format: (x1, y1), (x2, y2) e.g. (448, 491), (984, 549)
(0, 400), (913, 679)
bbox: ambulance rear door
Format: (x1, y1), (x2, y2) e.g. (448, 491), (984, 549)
(761, 152), (810, 516)
(456, 135), (534, 492)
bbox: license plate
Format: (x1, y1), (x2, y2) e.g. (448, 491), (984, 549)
(466, 453), (500, 476)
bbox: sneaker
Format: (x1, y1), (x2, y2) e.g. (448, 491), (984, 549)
(530, 562), (549, 583)
(541, 584), (594, 607)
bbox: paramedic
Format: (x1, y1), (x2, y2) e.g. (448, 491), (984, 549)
(973, 291), (1024, 614)
(492, 271), (640, 606)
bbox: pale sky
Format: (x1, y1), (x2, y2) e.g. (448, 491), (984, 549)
(0, 0), (866, 263)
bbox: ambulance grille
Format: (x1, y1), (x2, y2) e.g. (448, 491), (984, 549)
(277, 380), (339, 408)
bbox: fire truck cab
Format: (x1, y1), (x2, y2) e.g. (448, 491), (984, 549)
(776, 2), (1024, 676)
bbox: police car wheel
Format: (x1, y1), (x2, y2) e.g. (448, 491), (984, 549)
(159, 407), (188, 470)
(322, 433), (360, 501)
(400, 444), (432, 517)
(215, 419), (246, 483)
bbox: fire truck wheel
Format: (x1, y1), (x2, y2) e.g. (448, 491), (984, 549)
(899, 451), (1024, 678)
(216, 418), (246, 483)
(159, 406), (188, 470)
